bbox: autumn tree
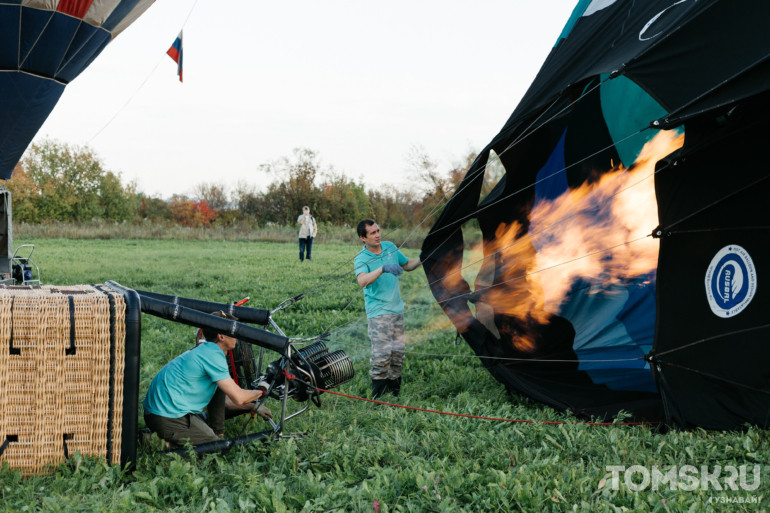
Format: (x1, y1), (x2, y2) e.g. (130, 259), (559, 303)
(168, 195), (218, 227)
(3, 162), (40, 222)
(192, 182), (229, 211)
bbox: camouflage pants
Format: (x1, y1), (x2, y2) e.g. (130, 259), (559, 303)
(367, 313), (405, 380)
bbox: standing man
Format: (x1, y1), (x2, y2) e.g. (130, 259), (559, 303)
(143, 311), (271, 447)
(297, 206), (318, 261)
(354, 219), (421, 399)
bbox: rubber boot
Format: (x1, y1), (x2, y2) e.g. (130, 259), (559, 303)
(387, 377), (401, 397)
(371, 379), (388, 399)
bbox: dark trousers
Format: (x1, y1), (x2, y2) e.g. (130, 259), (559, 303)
(299, 236), (314, 261)
(144, 389), (225, 446)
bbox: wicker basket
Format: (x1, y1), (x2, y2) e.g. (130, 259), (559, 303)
(0, 284), (130, 476)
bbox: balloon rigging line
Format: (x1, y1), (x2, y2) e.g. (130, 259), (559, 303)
(303, 147), (671, 339)
(272, 71), (756, 345)
(649, 112), (770, 235)
(326, 159), (768, 372)
(299, 74), (760, 295)
(438, 77), (605, 225)
(180, 0), (202, 28)
(324, 233), (652, 342)
(87, 57), (164, 143)
(404, 350), (644, 364)
(431, 234), (652, 309)
(659, 52), (770, 128)
(270, 178), (453, 316)
(271, 76), (631, 315)
(276, 124), (652, 329)
(504, 77), (607, 155)
(415, 81), (615, 247)
(395, 188), (461, 251)
(278, 212), (438, 313)
(389, 129), (660, 318)
(289, 124), (670, 343)
(260, 73), (767, 397)
(653, 323), (770, 359)
(672, 226), (770, 234)
(302, 168), (464, 297)
(659, 362), (770, 396)
(662, 173), (770, 233)
(413, 114), (736, 303)
(88, 0), (201, 144)
(389, 259), (768, 369)
(318, 388), (662, 426)
(421, 126), (652, 245)
(419, 166), (662, 299)
(18, 11), (55, 73)
(398, 148), (676, 316)
(293, 244), (428, 343)
(271, 78), (616, 311)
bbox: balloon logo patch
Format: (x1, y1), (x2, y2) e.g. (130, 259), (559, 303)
(705, 245), (757, 318)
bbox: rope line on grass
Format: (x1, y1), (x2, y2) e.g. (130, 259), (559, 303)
(317, 388), (662, 426)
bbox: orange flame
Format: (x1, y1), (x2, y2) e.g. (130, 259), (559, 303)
(474, 131), (684, 346)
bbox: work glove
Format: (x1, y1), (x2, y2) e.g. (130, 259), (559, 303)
(253, 404), (273, 420)
(254, 379), (269, 394)
(382, 264), (403, 276)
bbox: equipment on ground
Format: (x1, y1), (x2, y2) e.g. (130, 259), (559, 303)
(133, 287), (354, 455)
(0, 189), (41, 286)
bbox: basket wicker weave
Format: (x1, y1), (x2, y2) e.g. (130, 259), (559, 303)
(0, 284), (126, 476)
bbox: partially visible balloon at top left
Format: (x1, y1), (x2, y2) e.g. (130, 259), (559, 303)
(0, 0), (157, 179)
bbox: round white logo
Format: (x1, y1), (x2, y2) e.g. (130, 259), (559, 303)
(705, 245), (757, 318)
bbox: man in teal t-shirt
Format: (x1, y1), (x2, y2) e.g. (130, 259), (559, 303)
(143, 311), (271, 446)
(354, 219), (421, 399)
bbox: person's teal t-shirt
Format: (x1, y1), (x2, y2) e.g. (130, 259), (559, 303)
(354, 241), (408, 318)
(143, 341), (231, 418)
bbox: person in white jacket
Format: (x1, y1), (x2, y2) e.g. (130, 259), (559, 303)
(297, 206), (318, 261)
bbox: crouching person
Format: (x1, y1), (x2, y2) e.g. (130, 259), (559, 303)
(143, 311), (272, 447)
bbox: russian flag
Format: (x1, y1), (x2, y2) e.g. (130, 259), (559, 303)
(167, 30), (183, 82)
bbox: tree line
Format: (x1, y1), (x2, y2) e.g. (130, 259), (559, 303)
(5, 140), (474, 229)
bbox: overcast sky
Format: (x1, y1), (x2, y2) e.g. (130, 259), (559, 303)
(33, 0), (577, 199)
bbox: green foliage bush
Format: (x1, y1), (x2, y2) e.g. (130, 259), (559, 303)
(8, 139), (137, 223)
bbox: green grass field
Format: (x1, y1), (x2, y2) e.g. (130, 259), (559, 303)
(1, 238), (768, 512)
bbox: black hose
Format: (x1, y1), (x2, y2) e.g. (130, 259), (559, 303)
(120, 287), (289, 355)
(164, 430), (275, 456)
(134, 289), (270, 325)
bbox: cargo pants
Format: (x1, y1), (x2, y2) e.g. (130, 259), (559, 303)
(367, 313), (405, 380)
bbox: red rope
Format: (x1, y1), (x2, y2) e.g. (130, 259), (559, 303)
(317, 388), (662, 426)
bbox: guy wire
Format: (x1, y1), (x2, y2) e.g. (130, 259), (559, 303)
(88, 0), (201, 144)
